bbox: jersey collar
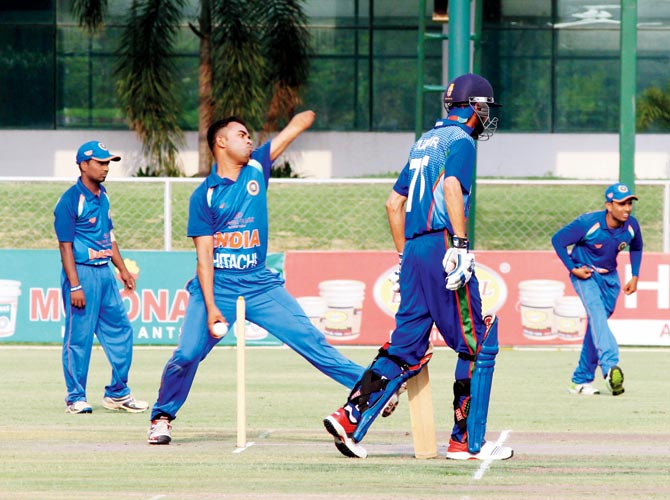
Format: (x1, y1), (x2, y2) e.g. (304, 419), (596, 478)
(206, 163), (234, 188)
(76, 177), (106, 200)
(433, 117), (474, 135)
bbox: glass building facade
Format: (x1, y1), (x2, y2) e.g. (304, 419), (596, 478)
(1, 0), (669, 133)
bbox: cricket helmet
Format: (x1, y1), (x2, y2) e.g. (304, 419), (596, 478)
(443, 73), (501, 110)
(443, 73), (501, 140)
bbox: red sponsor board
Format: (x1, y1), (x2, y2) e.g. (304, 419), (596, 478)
(284, 251), (670, 347)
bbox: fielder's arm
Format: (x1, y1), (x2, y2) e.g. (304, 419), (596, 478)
(269, 110), (315, 161)
(193, 235), (226, 335)
(58, 241), (85, 308)
(110, 232), (135, 291)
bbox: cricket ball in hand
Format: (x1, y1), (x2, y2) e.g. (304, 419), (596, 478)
(211, 321), (228, 338)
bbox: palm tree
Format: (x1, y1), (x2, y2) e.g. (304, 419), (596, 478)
(637, 81), (670, 132)
(72, 0), (311, 176)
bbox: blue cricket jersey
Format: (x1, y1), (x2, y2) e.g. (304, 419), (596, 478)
(393, 119), (476, 240)
(187, 142), (272, 270)
(552, 210), (643, 276)
(53, 178), (114, 265)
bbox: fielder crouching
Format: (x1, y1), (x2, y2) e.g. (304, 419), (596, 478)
(323, 73), (513, 461)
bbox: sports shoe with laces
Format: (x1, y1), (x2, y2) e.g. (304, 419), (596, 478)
(446, 439), (513, 461)
(323, 407), (368, 458)
(568, 382), (600, 395)
(66, 400), (92, 414)
(606, 365), (625, 396)
(102, 393), (149, 413)
(147, 416), (172, 445)
(381, 382), (407, 418)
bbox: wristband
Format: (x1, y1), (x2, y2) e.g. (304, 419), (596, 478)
(451, 236), (469, 249)
(70, 285), (83, 292)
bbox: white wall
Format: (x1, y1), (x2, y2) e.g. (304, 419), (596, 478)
(0, 129), (668, 179)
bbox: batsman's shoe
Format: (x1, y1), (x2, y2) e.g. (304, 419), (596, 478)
(323, 407), (368, 459)
(568, 382), (600, 395)
(147, 416), (172, 445)
(605, 365), (625, 396)
(446, 439), (513, 461)
(382, 381), (407, 418)
(66, 400), (93, 414)
(102, 393), (149, 413)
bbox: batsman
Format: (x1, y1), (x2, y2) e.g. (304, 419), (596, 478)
(324, 73), (513, 461)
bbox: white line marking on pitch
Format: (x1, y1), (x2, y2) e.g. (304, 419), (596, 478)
(472, 429), (512, 481)
(146, 496), (166, 500)
(232, 441), (256, 453)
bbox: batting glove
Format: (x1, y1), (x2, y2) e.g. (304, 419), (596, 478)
(443, 237), (475, 291)
(389, 253), (402, 293)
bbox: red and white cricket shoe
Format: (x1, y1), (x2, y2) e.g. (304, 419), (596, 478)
(323, 407), (368, 459)
(446, 439), (513, 460)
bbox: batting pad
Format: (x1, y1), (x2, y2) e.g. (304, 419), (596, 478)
(352, 373), (409, 443)
(467, 316), (499, 454)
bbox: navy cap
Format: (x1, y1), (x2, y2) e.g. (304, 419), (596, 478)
(605, 183), (638, 203)
(76, 141), (121, 164)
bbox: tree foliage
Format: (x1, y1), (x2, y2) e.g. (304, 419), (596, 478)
(115, 0), (186, 177)
(71, 0), (311, 176)
(71, 0), (108, 34)
(637, 81), (670, 132)
(211, 0), (268, 130)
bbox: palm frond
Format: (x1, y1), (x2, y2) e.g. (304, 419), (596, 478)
(261, 0), (311, 87)
(211, 0), (267, 130)
(259, 0), (311, 131)
(72, 0), (108, 34)
(115, 0), (187, 176)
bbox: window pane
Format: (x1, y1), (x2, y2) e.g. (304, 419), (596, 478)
(0, 24), (55, 128)
(481, 28), (552, 132)
(57, 26), (125, 128)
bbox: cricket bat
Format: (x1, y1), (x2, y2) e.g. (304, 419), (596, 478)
(407, 364), (438, 459)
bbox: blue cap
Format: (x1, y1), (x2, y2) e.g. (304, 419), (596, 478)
(605, 183), (638, 203)
(76, 141), (121, 164)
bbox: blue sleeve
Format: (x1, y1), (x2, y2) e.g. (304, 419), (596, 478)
(53, 191), (76, 243)
(629, 218), (644, 276)
(551, 216), (587, 272)
(102, 190), (114, 232)
(187, 182), (212, 237)
(392, 162), (410, 196)
(252, 141), (272, 185)
(444, 137), (475, 193)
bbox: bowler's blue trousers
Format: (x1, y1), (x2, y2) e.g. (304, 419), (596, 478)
(151, 266), (364, 420)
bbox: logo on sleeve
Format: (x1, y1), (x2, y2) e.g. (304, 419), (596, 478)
(246, 180), (260, 196)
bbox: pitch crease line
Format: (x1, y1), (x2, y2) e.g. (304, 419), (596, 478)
(233, 441), (256, 453)
(472, 429), (512, 481)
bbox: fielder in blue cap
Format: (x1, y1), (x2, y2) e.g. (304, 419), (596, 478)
(552, 182), (643, 397)
(53, 140), (148, 414)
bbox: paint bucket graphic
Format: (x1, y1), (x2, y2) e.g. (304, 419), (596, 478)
(318, 280), (365, 340)
(0, 280), (21, 338)
(296, 296), (328, 332)
(518, 280), (564, 340)
(553, 296), (587, 341)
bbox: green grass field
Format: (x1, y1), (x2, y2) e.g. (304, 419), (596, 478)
(0, 346), (668, 499)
